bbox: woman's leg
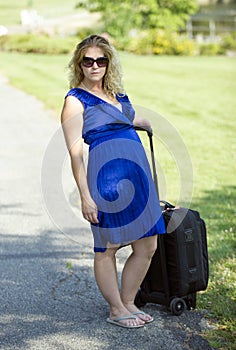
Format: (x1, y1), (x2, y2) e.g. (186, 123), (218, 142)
(120, 235), (157, 322)
(94, 248), (144, 326)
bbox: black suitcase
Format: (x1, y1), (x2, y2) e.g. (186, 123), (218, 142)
(134, 127), (209, 315)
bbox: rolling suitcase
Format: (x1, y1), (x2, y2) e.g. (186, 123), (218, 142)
(134, 126), (209, 315)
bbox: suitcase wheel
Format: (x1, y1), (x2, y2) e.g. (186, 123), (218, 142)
(134, 289), (146, 308)
(169, 298), (186, 316)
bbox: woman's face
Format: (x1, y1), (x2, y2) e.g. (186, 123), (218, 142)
(81, 46), (107, 83)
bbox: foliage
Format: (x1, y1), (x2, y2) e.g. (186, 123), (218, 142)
(198, 42), (225, 56)
(116, 29), (236, 57)
(0, 31), (234, 57)
(0, 34), (78, 54)
(76, 0), (198, 37)
(197, 32), (236, 56)
(220, 32), (236, 51)
(115, 29), (196, 55)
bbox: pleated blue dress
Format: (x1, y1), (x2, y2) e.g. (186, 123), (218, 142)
(66, 88), (165, 252)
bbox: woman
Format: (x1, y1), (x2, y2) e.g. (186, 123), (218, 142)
(61, 34), (165, 328)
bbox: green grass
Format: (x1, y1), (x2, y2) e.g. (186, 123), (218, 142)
(0, 52), (69, 113)
(0, 0), (78, 26)
(121, 54), (236, 198)
(0, 51), (235, 349)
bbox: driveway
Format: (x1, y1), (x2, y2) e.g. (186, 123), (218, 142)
(0, 75), (214, 350)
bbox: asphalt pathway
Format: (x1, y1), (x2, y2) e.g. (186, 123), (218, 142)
(0, 75), (214, 350)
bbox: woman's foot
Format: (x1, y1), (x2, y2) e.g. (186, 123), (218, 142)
(106, 315), (144, 328)
(123, 303), (154, 323)
(109, 307), (145, 328)
(132, 311), (154, 324)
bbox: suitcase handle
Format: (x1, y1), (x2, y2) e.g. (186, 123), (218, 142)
(160, 200), (176, 210)
(135, 126), (178, 212)
(135, 125), (171, 300)
(134, 125), (159, 198)
(134, 125), (153, 137)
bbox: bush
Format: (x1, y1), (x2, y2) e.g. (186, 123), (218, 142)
(153, 32), (196, 55)
(198, 43), (226, 56)
(0, 31), (233, 57)
(220, 33), (236, 51)
(0, 34), (78, 54)
(114, 30), (196, 56)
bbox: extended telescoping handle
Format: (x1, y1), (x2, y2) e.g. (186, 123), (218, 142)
(135, 126), (171, 300)
(134, 126), (160, 198)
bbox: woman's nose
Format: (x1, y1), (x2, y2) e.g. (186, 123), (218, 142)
(92, 61), (99, 68)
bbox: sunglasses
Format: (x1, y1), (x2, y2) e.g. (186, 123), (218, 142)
(81, 56), (109, 68)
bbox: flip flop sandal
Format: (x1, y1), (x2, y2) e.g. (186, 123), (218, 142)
(132, 311), (154, 324)
(106, 315), (144, 329)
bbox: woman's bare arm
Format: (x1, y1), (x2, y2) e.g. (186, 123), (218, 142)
(61, 95), (99, 223)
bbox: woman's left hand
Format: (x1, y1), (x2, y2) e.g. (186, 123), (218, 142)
(133, 115), (151, 130)
(82, 197), (99, 224)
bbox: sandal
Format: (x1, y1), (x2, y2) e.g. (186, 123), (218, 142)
(106, 315), (144, 329)
(132, 311), (154, 324)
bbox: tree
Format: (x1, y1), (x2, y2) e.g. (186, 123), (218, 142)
(76, 0), (198, 37)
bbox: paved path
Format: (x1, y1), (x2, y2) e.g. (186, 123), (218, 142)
(0, 76), (214, 350)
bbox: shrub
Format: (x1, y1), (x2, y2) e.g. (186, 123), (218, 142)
(114, 30), (196, 56)
(220, 33), (236, 51)
(198, 43), (226, 56)
(153, 31), (196, 55)
(0, 31), (232, 57)
(0, 34), (78, 54)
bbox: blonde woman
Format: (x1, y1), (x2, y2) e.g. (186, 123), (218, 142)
(61, 34), (165, 328)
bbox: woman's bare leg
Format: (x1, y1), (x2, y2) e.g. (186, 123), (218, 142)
(94, 248), (144, 326)
(120, 236), (157, 322)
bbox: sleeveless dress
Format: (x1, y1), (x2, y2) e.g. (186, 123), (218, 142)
(66, 88), (165, 252)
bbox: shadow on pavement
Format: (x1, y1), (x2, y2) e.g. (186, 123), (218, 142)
(0, 226), (215, 350)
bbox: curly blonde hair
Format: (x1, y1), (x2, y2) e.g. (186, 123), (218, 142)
(68, 34), (125, 96)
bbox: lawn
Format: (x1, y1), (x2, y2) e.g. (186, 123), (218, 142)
(0, 51), (235, 349)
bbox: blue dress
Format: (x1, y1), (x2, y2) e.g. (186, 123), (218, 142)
(66, 88), (165, 252)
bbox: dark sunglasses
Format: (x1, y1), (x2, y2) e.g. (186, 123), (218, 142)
(81, 56), (109, 68)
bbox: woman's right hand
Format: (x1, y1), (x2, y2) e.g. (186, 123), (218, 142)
(81, 197), (99, 224)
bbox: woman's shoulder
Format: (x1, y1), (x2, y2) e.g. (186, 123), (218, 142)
(64, 88), (84, 107)
(62, 92), (84, 118)
(66, 88), (101, 107)
(65, 87), (83, 99)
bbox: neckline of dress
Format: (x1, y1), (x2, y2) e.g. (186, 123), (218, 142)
(75, 87), (123, 111)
